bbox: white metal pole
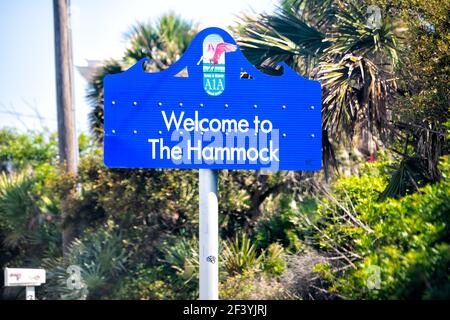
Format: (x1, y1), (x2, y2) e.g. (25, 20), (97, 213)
(199, 169), (219, 300)
(25, 286), (35, 300)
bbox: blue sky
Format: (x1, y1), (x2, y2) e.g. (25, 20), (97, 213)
(0, 0), (276, 133)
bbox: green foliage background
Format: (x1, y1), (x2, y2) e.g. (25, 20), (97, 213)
(0, 1), (449, 300)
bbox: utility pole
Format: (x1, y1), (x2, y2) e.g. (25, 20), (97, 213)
(53, 0), (78, 255)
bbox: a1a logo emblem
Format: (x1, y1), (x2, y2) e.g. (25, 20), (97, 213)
(197, 34), (236, 96)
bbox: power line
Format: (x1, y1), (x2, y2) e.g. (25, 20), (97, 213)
(0, 110), (57, 121)
(0, 110), (86, 130)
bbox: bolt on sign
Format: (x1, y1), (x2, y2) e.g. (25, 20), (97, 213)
(104, 27), (322, 170)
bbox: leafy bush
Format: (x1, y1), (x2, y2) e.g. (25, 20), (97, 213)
(0, 173), (38, 248)
(306, 157), (450, 299)
(0, 171), (60, 266)
(41, 223), (130, 300)
(75, 153), (199, 262)
(112, 264), (176, 300)
(254, 194), (313, 252)
(157, 236), (199, 299)
(111, 236), (200, 300)
(222, 233), (263, 275)
(222, 233), (286, 276)
(0, 129), (57, 172)
(261, 243), (286, 276)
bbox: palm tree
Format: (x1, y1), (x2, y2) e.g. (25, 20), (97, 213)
(87, 14), (198, 140)
(236, 0), (401, 180)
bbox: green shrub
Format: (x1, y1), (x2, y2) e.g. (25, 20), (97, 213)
(0, 173), (37, 248)
(112, 264), (176, 300)
(41, 222), (130, 300)
(254, 194), (306, 253)
(222, 233), (263, 275)
(307, 157), (450, 299)
(0, 129), (57, 172)
(0, 171), (60, 265)
(261, 243), (286, 275)
(157, 236), (199, 299)
(111, 236), (200, 300)
(76, 153), (200, 262)
(222, 233), (286, 276)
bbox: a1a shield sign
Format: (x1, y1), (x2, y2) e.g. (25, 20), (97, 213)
(104, 27), (322, 171)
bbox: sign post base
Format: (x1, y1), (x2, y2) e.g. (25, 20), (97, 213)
(25, 286), (35, 300)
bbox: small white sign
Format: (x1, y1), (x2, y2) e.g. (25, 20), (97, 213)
(4, 268), (46, 287)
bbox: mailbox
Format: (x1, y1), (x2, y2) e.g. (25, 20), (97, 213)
(4, 268), (46, 287)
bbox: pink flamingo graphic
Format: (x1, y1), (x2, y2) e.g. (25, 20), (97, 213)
(196, 42), (237, 69)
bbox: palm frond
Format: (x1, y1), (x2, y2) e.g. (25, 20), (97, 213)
(87, 14), (198, 141)
(236, 7), (330, 76)
(86, 60), (122, 141)
(0, 172), (35, 248)
(378, 156), (430, 201)
(330, 0), (400, 68)
(282, 0), (337, 29)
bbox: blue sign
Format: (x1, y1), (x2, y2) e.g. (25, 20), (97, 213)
(104, 27), (322, 171)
